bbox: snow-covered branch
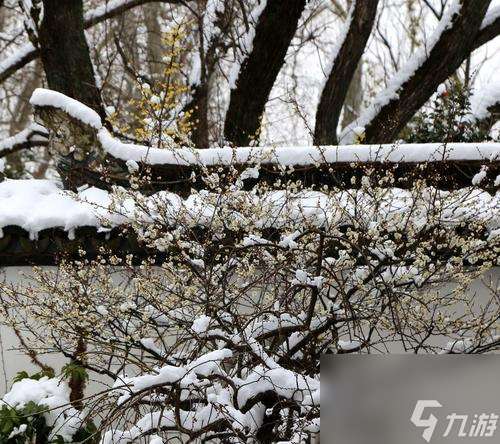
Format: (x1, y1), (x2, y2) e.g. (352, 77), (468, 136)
(0, 123), (48, 158)
(341, 0), (491, 144)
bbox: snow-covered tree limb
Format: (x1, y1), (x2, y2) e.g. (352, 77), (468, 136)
(341, 0), (491, 144)
(0, 123), (48, 158)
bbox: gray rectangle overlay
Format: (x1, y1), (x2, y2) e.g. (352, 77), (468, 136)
(321, 355), (499, 444)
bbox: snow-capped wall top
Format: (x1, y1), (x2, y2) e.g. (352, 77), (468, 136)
(30, 88), (102, 129)
(28, 88), (500, 166)
(98, 130), (500, 166)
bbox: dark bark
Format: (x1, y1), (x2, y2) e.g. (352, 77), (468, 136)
(476, 101), (500, 133)
(224, 0), (307, 146)
(37, 1), (107, 190)
(38, 0), (105, 118)
(314, 0), (378, 145)
(188, 82), (210, 148)
(363, 0), (491, 144)
(185, 1), (237, 148)
(473, 10), (500, 49)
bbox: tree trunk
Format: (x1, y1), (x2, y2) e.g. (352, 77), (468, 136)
(224, 0), (307, 147)
(144, 3), (164, 79)
(314, 0), (378, 145)
(341, 61), (363, 129)
(37, 0), (106, 189)
(38, 0), (105, 119)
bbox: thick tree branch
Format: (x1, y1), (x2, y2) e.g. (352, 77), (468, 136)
(37, 0), (107, 190)
(474, 6), (500, 49)
(0, 125), (48, 158)
(224, 0), (307, 146)
(184, 1), (236, 148)
(314, 0), (378, 145)
(359, 0), (491, 144)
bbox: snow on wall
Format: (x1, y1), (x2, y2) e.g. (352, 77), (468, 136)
(0, 180), (111, 239)
(30, 88), (102, 129)
(29, 88), (500, 166)
(0, 179), (498, 240)
(99, 127), (500, 165)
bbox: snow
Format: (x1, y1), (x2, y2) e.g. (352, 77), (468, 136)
(28, 89), (500, 165)
(0, 179), (498, 240)
(236, 365), (320, 407)
(470, 82), (500, 120)
(472, 166), (488, 185)
(30, 88), (102, 129)
(98, 128), (500, 165)
(83, 0), (136, 23)
(443, 338), (474, 353)
(114, 348), (234, 405)
(0, 179), (497, 266)
(240, 165), (260, 180)
(338, 339), (362, 351)
(1, 376), (83, 442)
(340, 1), (462, 143)
(228, 0), (268, 89)
(0, 123), (48, 153)
(192, 315), (212, 333)
(0, 42), (36, 76)
(8, 424), (27, 439)
(292, 269), (324, 288)
(319, 1), (355, 92)
(0, 179), (114, 239)
(125, 159), (139, 173)
(105, 346), (318, 442)
(189, 0), (225, 86)
(1, 376), (68, 410)
(481, 4), (500, 29)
